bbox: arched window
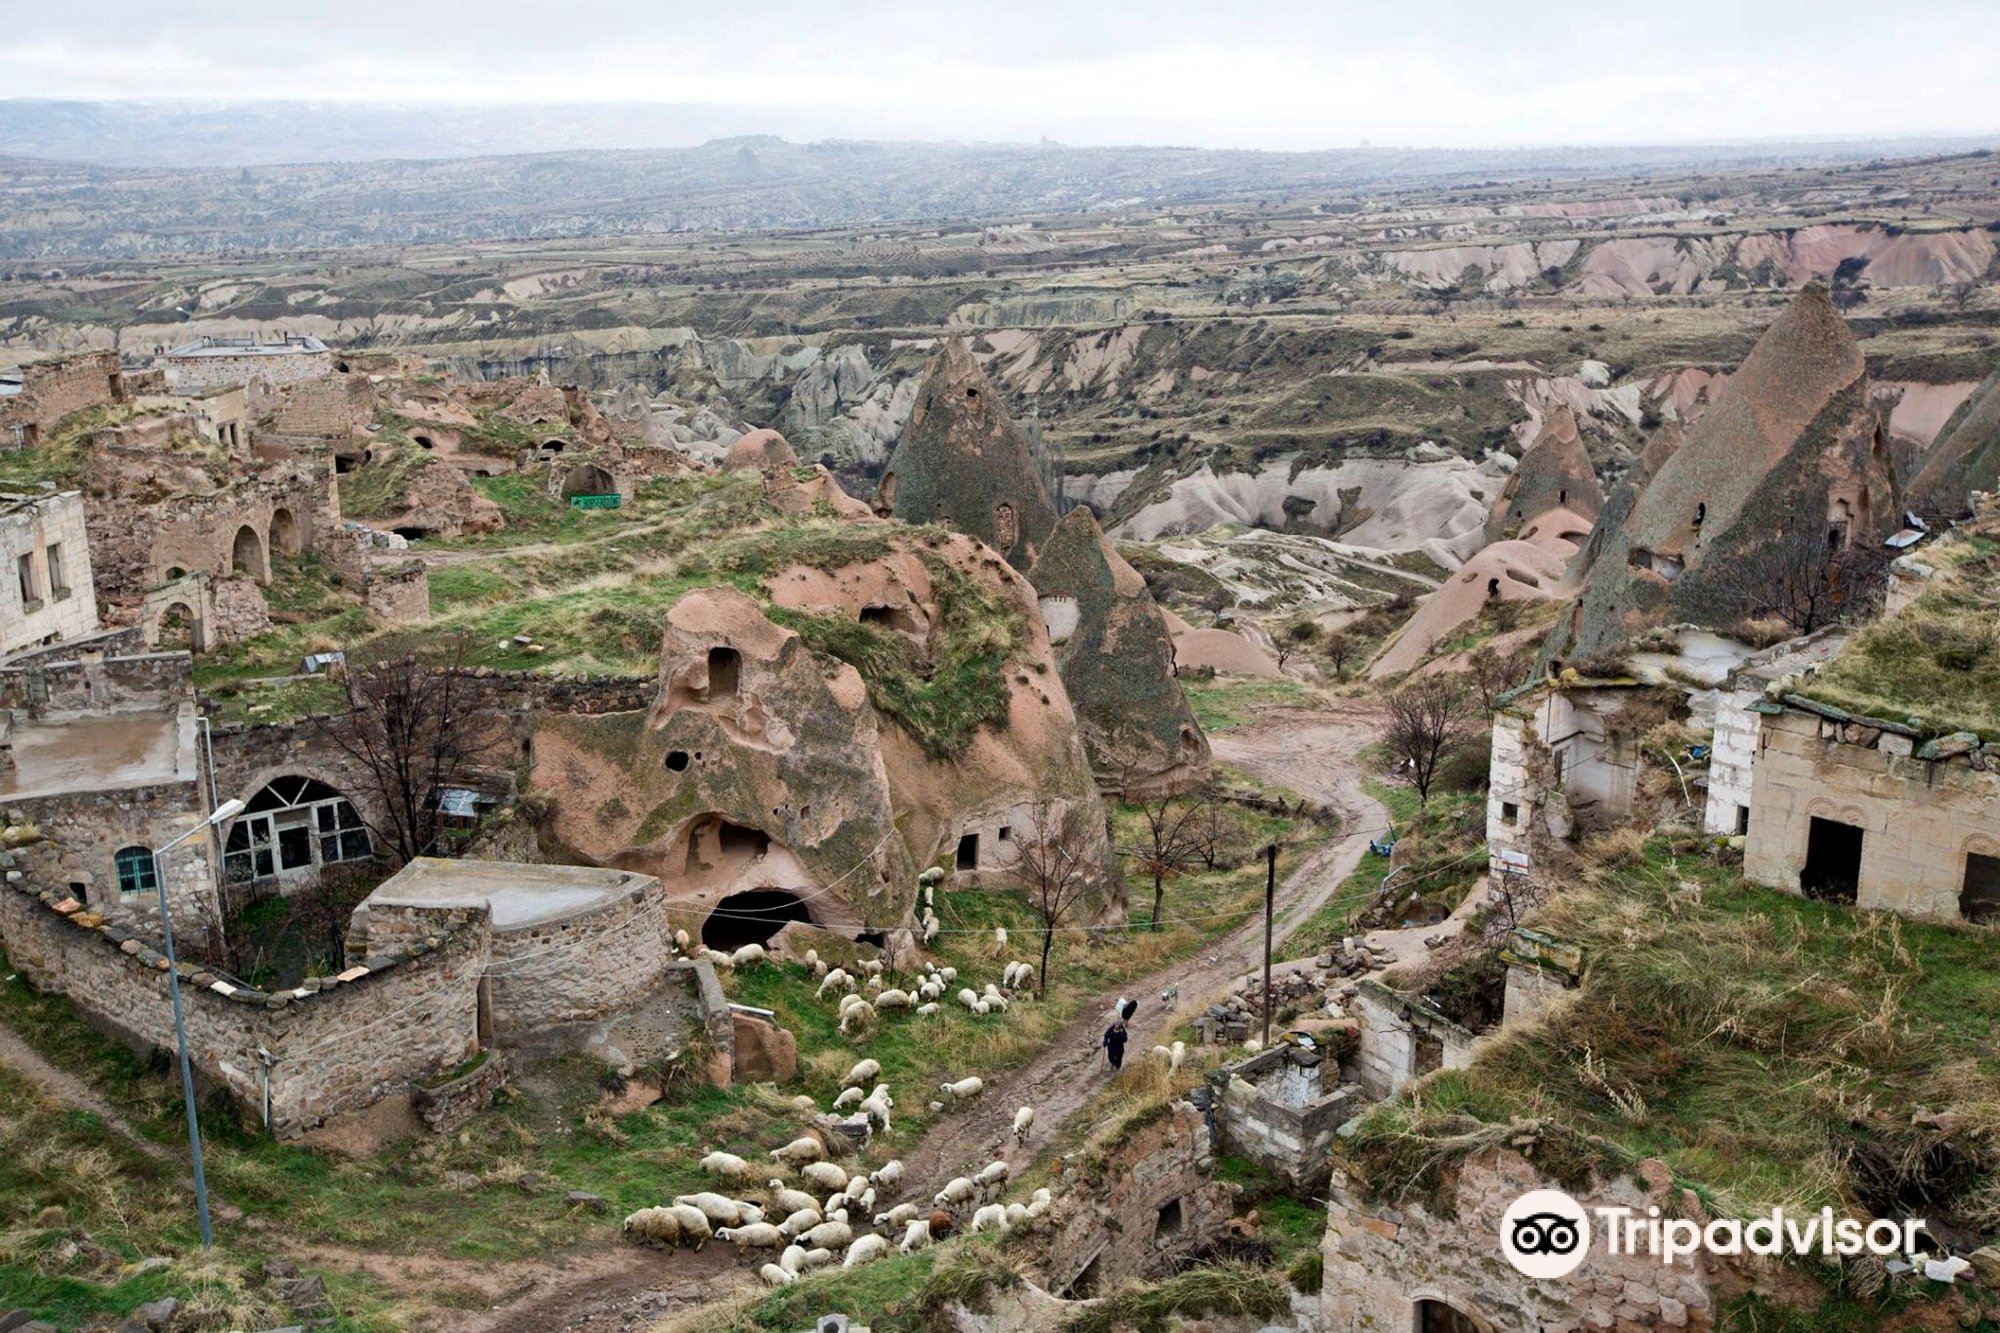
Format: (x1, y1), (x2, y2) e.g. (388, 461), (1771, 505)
(223, 776), (372, 885)
(114, 846), (158, 896)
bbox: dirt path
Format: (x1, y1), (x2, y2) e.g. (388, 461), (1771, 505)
(0, 1020), (176, 1166)
(453, 699), (1390, 1332)
(896, 700), (1387, 1200)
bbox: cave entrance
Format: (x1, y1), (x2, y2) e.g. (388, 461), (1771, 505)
(1802, 816), (1863, 905)
(1417, 1300), (1490, 1333)
(707, 646), (741, 700)
(955, 833), (979, 871)
(860, 604), (921, 635)
(701, 889), (812, 951)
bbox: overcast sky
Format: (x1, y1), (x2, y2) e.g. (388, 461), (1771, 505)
(5, 0), (1998, 150)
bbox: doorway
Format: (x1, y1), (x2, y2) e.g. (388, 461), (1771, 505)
(1801, 816), (1864, 904)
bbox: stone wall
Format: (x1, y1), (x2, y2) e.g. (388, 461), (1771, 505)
(257, 373), (374, 445)
(1208, 1046), (1359, 1191)
(0, 646), (188, 715)
(1321, 1148), (1720, 1331)
(1351, 979), (1480, 1102)
(0, 492), (100, 655)
(1040, 1100), (1237, 1297)
(1744, 703), (2000, 921)
(0, 352), (125, 441)
(363, 561), (430, 624)
(412, 1050), (510, 1133)
(0, 840), (485, 1137)
(1703, 684), (1761, 837)
(166, 343), (332, 395)
(1499, 927), (1583, 1027)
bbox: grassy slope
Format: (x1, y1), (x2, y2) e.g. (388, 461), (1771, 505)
(1342, 837), (2000, 1328)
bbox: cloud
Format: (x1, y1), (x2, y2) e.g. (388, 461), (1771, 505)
(1, 0), (1995, 149)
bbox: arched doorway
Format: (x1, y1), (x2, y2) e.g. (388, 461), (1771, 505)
(562, 463), (615, 498)
(269, 507), (300, 557)
(156, 601), (201, 652)
(701, 889), (813, 951)
(231, 524), (267, 582)
(222, 775), (372, 886)
(1417, 1299), (1491, 1333)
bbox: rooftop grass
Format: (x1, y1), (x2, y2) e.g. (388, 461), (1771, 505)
(1795, 522), (2000, 740)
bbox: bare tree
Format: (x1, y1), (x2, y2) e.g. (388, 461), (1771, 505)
(1011, 799), (1104, 996)
(1383, 678), (1477, 807)
(1188, 788), (1234, 871)
(1118, 781), (1214, 930)
(1319, 630), (1357, 679)
(1272, 618), (1320, 673)
(1697, 525), (1887, 637)
(313, 635), (500, 867)
(1467, 644), (1529, 715)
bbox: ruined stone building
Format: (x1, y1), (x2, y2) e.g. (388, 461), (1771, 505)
(877, 338), (1060, 570)
(1741, 698), (2000, 922)
(0, 492), (99, 655)
(1027, 507), (1210, 793)
(164, 334), (332, 395)
(1542, 284), (1899, 666)
(1700, 629), (1850, 838)
(1486, 676), (1665, 883)
(0, 350), (128, 450)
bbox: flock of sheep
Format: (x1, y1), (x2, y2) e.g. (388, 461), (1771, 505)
(624, 917), (1054, 1286)
(622, 1052), (1048, 1287)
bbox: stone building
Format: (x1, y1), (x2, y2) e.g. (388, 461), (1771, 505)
(1207, 1041), (1359, 1189)
(1742, 699), (2000, 922)
(1349, 978), (1481, 1101)
(0, 644), (224, 950)
(1320, 1147), (1720, 1331)
(877, 338), (1060, 570)
(164, 335), (332, 395)
(1699, 629), (1849, 839)
(0, 492), (99, 655)
(0, 351), (128, 449)
(1541, 285), (1899, 666)
(1487, 677), (1662, 884)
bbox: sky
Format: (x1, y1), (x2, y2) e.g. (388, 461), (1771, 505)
(4, 0), (1999, 151)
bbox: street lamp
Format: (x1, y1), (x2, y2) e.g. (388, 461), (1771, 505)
(151, 797), (245, 1249)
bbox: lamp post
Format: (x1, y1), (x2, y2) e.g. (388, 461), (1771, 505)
(151, 796), (245, 1250)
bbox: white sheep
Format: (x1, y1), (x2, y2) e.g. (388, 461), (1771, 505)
(789, 1095), (817, 1114)
(939, 1076), (984, 1101)
(921, 912), (939, 944)
(1027, 1187), (1053, 1217)
(796, 1246), (835, 1271)
(716, 1222), (785, 1249)
(842, 1058), (882, 1088)
(768, 1184), (820, 1216)
(970, 1203), (1008, 1234)
(843, 1233), (890, 1268)
(915, 1002), (941, 1017)
(800, 1162), (850, 1193)
(899, 1217), (933, 1253)
(860, 1090), (893, 1135)
(1012, 1106), (1035, 1143)
(939, 966), (957, 983)
(875, 1202), (919, 1229)
(832, 1087), (865, 1111)
(869, 1160), (905, 1192)
(816, 968), (851, 998)
(975, 1160), (1010, 1191)
(1169, 1040), (1185, 1072)
(839, 1001), (875, 1034)
(918, 978), (943, 1001)
(758, 1262), (795, 1287)
(778, 1243), (810, 1275)
(801, 1219), (853, 1252)
(838, 992), (871, 1015)
(1150, 1044), (1173, 1065)
(971, 998), (991, 1016)
(673, 928), (691, 953)
(993, 926), (1008, 950)
(1005, 1203), (1030, 1230)
(699, 1151), (753, 1182)
(875, 988), (913, 1010)
(673, 1193), (759, 1228)
(866, 974), (883, 992)
(934, 1177), (976, 1208)
(777, 1207), (822, 1237)
(769, 1137), (826, 1165)
(804, 947), (820, 971)
(957, 987), (981, 1010)
(730, 942), (768, 969)
(980, 991), (1010, 1013)
(1243, 1037), (1264, 1054)
(701, 948), (734, 968)
(622, 1205), (709, 1249)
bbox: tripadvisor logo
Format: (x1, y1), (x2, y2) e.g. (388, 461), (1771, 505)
(1501, 1188), (1928, 1278)
(1501, 1189), (1591, 1278)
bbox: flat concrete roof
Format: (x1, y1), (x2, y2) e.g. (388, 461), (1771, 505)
(0, 707), (196, 802)
(362, 857), (656, 930)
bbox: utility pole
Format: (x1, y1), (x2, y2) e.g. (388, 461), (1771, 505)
(151, 798), (244, 1249)
(1262, 843), (1277, 1049)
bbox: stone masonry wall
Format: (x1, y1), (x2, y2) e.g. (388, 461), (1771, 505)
(1744, 705), (2000, 921)
(0, 648), (188, 715)
(7, 781), (222, 949)
(0, 492), (100, 655)
(257, 373), (373, 445)
(1209, 1046), (1359, 1190)
(167, 347), (332, 395)
(0, 840), (486, 1137)
(364, 561), (429, 624)
(1321, 1147), (1719, 1331)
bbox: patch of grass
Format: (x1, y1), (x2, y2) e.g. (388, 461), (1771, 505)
(1182, 675), (1310, 733)
(1059, 1262), (1289, 1333)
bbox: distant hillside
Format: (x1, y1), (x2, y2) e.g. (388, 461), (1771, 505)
(1, 101), (1995, 259)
